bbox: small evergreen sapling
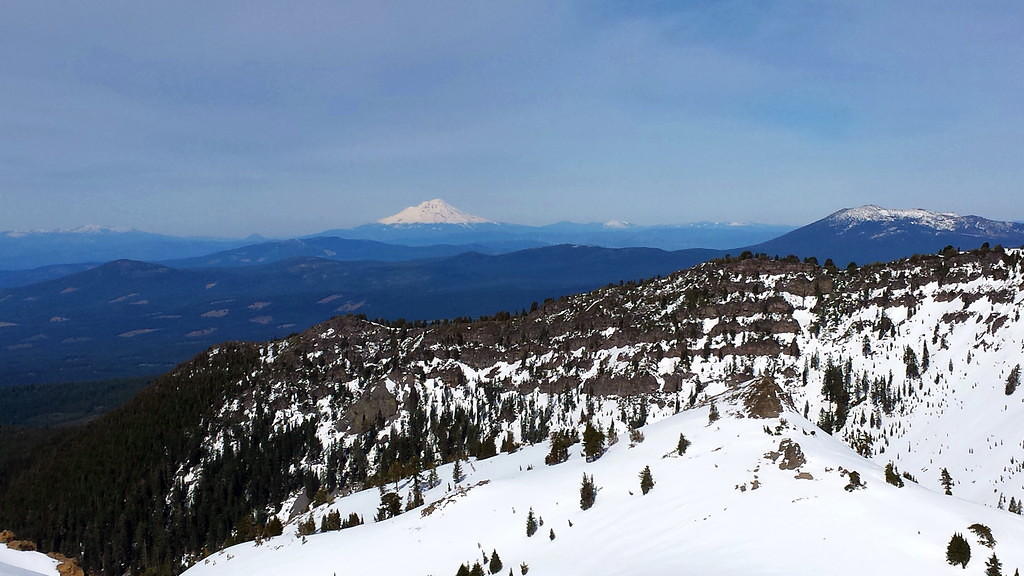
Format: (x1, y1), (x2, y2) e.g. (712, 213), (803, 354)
(884, 462), (904, 487)
(985, 553), (1003, 576)
(549, 528), (556, 541)
(708, 402), (720, 424)
(580, 473), (597, 510)
(676, 433), (691, 455)
(639, 466), (655, 495)
(453, 459), (466, 484)
(489, 550), (503, 574)
(941, 468), (954, 495)
(526, 508), (538, 537)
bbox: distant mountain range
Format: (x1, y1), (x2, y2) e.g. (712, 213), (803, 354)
(0, 227), (254, 270)
(0, 246), (717, 385)
(2, 203), (1023, 385)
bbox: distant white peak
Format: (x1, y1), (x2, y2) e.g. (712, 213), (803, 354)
(827, 205), (960, 231)
(603, 220), (632, 229)
(377, 199), (493, 225)
(2, 225), (130, 237)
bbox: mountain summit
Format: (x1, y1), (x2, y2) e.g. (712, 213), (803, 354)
(377, 198), (494, 225)
(746, 204), (1024, 265)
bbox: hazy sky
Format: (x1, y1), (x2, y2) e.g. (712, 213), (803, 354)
(1, 1), (1022, 236)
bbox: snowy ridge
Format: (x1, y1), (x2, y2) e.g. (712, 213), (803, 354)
(824, 205), (1024, 239)
(377, 199), (494, 225)
(827, 205), (961, 230)
(184, 379), (1024, 576)
(137, 246), (1024, 574)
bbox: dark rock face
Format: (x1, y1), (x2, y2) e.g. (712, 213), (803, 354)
(765, 439), (807, 471)
(741, 377), (792, 419)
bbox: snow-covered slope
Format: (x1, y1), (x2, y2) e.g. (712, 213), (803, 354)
(6, 246), (1024, 576)
(183, 380), (1024, 576)
(0, 544), (59, 576)
(378, 199), (494, 225)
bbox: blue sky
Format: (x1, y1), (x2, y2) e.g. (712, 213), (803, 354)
(1, 1), (1021, 236)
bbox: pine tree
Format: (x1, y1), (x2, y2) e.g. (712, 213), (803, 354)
(375, 491), (402, 521)
(885, 462), (904, 487)
(676, 433), (691, 455)
(452, 459), (465, 484)
(548, 528), (556, 541)
(639, 466), (655, 495)
(296, 517), (316, 536)
(341, 513), (363, 529)
(941, 468), (954, 495)
(456, 565), (470, 576)
(500, 432), (518, 453)
(469, 562), (485, 576)
(985, 553), (1003, 576)
(263, 517), (283, 538)
(406, 480), (425, 511)
(946, 532), (971, 568)
(580, 473), (597, 510)
(525, 508), (538, 537)
(582, 421), (606, 462)
(708, 402), (720, 424)
(321, 510), (342, 532)
(428, 466), (441, 489)
(489, 550), (503, 574)
(545, 430), (576, 465)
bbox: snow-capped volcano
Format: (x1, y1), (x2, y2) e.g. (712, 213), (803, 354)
(377, 199), (494, 225)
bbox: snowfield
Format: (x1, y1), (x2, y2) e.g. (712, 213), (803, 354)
(0, 545), (58, 576)
(183, 381), (1024, 576)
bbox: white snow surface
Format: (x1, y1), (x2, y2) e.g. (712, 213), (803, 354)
(377, 199), (493, 225)
(183, 384), (1024, 576)
(0, 545), (59, 576)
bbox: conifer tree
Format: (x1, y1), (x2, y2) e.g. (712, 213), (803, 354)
(489, 550), (503, 574)
(526, 508), (538, 537)
(946, 532), (971, 568)
(428, 466), (441, 489)
(406, 480), (425, 511)
(985, 553), (1003, 576)
(549, 528), (556, 541)
(456, 564), (470, 576)
(885, 462), (904, 487)
(639, 466), (655, 495)
(708, 402), (720, 424)
(580, 473), (597, 510)
(375, 491), (402, 521)
(453, 458), (465, 484)
(545, 430), (576, 465)
(582, 421), (606, 462)
(341, 513), (363, 529)
(296, 517), (316, 536)
(470, 562), (485, 576)
(941, 468), (954, 495)
(263, 516), (283, 538)
(676, 433), (691, 455)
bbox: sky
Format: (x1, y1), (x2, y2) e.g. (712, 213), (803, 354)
(1, 1), (1022, 237)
